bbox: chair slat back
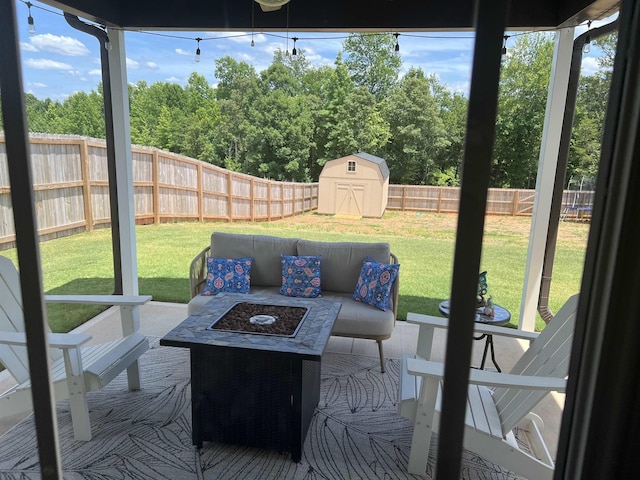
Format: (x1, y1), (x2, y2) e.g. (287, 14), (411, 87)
(0, 256), (59, 384)
(493, 294), (579, 434)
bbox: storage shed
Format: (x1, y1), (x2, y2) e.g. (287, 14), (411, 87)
(318, 152), (390, 218)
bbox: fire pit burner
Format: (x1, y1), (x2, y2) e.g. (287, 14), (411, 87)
(207, 302), (309, 337)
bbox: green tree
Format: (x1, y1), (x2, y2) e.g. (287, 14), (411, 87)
(381, 68), (449, 184)
(129, 80), (188, 148)
(213, 57), (261, 171)
(493, 34), (554, 188)
(53, 90), (105, 137)
(315, 57), (389, 167)
(342, 33), (401, 101)
(427, 76), (468, 186)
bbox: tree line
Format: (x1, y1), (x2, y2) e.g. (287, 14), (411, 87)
(0, 32), (613, 188)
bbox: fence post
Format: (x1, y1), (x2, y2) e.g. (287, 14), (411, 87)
(197, 162), (204, 222)
(227, 172), (234, 222)
(292, 183), (296, 216)
(152, 149), (160, 224)
(281, 184), (285, 219)
(401, 186), (406, 211)
(512, 190), (519, 216)
(267, 181), (272, 221)
(250, 178), (255, 221)
(438, 187), (443, 213)
(80, 139), (93, 232)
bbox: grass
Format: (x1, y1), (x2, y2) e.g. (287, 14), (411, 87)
(1, 211), (590, 333)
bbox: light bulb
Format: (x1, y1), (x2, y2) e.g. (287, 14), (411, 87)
(104, 37), (112, 51)
(583, 34), (591, 54)
(26, 2), (36, 34)
(195, 38), (202, 63)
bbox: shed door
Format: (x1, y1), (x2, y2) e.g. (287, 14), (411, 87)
(335, 183), (364, 216)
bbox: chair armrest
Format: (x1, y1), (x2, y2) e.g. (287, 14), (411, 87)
(45, 294), (152, 306)
(0, 331), (92, 349)
(407, 312), (539, 342)
(406, 357), (566, 392)
(190, 245), (210, 298)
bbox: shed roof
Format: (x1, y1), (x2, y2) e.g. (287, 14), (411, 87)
(353, 152), (390, 180)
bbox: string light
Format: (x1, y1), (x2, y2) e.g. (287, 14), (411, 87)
(195, 37), (202, 62)
(104, 35), (112, 51)
(251, 0), (255, 47)
(15, 2), (609, 65)
(26, 1), (36, 34)
(583, 21), (592, 54)
(292, 37), (298, 56)
(501, 35), (509, 58)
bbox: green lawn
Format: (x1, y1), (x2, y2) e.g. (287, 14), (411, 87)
(0, 211), (589, 333)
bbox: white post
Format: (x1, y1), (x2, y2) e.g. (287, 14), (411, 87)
(519, 27), (575, 331)
(108, 29), (143, 389)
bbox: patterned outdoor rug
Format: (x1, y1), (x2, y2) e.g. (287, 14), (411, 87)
(0, 338), (525, 479)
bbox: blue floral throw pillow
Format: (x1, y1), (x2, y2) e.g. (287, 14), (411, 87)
(352, 256), (400, 311)
(201, 257), (253, 296)
(280, 254), (322, 298)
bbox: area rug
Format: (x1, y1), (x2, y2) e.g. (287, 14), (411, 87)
(0, 338), (524, 479)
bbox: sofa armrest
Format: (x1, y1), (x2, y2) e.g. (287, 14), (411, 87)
(190, 246), (210, 298)
(390, 252), (400, 321)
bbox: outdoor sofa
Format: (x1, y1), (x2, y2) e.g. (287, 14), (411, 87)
(187, 232), (400, 372)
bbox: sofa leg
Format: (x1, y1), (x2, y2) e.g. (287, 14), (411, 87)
(377, 340), (385, 373)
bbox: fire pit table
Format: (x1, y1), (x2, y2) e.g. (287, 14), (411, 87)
(160, 292), (341, 462)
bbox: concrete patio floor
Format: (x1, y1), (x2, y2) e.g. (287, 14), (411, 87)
(0, 301), (565, 460)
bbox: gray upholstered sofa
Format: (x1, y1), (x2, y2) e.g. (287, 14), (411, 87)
(188, 232), (399, 372)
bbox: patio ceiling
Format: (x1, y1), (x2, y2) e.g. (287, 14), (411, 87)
(39, 0), (620, 30)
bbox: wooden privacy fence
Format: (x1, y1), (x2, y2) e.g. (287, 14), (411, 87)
(0, 135), (594, 249)
(0, 135), (318, 248)
(387, 184), (595, 218)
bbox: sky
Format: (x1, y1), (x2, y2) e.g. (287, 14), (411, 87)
(13, 0), (613, 102)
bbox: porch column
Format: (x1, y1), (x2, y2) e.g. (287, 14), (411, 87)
(519, 27), (575, 331)
(108, 29), (143, 388)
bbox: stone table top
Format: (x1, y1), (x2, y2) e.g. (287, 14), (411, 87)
(160, 292), (342, 360)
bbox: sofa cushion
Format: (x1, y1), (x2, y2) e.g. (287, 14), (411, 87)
(297, 240), (391, 294)
(280, 254), (322, 298)
(320, 292), (396, 338)
(211, 232), (299, 287)
(202, 257), (253, 296)
(352, 257), (400, 311)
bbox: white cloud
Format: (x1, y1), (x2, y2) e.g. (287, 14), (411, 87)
(127, 57), (140, 69)
(24, 58), (73, 70)
(207, 32), (253, 44)
(20, 42), (38, 52)
(175, 48), (191, 56)
(166, 76), (182, 84)
(29, 34), (90, 56)
(145, 61), (159, 70)
(581, 57), (600, 76)
(88, 69), (102, 76)
(28, 82), (47, 88)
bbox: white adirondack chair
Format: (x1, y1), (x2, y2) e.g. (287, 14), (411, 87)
(398, 294), (579, 479)
(0, 256), (151, 441)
